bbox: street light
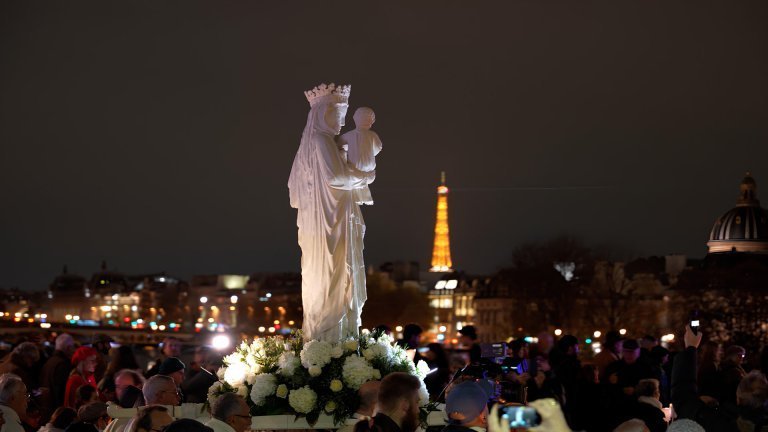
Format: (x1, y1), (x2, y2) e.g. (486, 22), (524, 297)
(594, 330), (602, 338)
(554, 329), (563, 336)
(230, 295), (238, 304)
(200, 296), (208, 304)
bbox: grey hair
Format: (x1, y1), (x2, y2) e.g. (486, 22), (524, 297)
(0, 373), (25, 405)
(115, 369), (146, 387)
(13, 342), (40, 363)
(142, 375), (175, 404)
(737, 370), (768, 410)
(55, 334), (74, 352)
(667, 419), (705, 432)
(211, 392), (245, 422)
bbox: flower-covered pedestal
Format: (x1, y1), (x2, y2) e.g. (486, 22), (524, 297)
(209, 332), (432, 427)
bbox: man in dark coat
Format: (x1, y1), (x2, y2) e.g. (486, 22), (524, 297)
(40, 334), (76, 414)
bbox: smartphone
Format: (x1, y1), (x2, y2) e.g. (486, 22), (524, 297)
(417, 347), (430, 353)
(691, 319), (700, 335)
(499, 405), (541, 429)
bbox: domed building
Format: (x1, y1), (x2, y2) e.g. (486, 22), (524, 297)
(708, 173), (768, 254)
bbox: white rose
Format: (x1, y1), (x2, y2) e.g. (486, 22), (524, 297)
(415, 360), (431, 380)
(309, 365), (322, 377)
(372, 369), (381, 380)
(418, 382), (430, 407)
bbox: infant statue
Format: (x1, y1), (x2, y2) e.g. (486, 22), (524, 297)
(339, 107), (383, 205)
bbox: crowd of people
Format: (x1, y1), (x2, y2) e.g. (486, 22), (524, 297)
(0, 325), (766, 432)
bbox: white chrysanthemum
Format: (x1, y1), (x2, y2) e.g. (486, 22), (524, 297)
(308, 365), (322, 377)
(278, 351), (301, 377)
(415, 360), (431, 379)
(207, 381), (224, 407)
(235, 385), (248, 398)
(288, 386), (317, 414)
(343, 340), (358, 352)
(223, 352), (241, 366)
(362, 341), (391, 361)
(224, 361), (249, 387)
(331, 345), (343, 359)
(300, 340), (333, 368)
(342, 355), (375, 390)
(216, 366), (226, 380)
(418, 382), (430, 406)
(250, 373), (277, 406)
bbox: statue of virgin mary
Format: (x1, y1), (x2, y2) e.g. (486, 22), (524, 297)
(288, 83), (375, 342)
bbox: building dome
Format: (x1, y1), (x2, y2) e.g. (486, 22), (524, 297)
(708, 173), (768, 254)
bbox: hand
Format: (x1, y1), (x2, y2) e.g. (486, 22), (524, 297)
(487, 404), (510, 432)
(684, 325), (703, 349)
(529, 398), (570, 432)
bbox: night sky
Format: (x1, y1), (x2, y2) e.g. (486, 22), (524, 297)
(2, 1), (768, 291)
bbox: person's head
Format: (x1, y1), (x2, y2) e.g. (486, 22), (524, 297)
(72, 347), (99, 374)
(377, 372), (422, 432)
(157, 358), (185, 386)
(353, 107), (375, 130)
(557, 335), (579, 356)
(109, 346), (140, 372)
(75, 385), (99, 408)
(726, 345), (746, 365)
(510, 339), (529, 359)
(357, 380), (380, 417)
(143, 375), (180, 406)
(613, 418), (650, 432)
(50, 407), (77, 430)
(604, 331), (623, 354)
(0, 373), (28, 416)
(134, 405), (173, 432)
(458, 326), (478, 345)
(12, 342), (40, 367)
(92, 335), (114, 356)
(115, 369), (145, 402)
(666, 419), (705, 432)
(622, 339), (641, 364)
(424, 343), (449, 368)
(635, 379), (661, 400)
(55, 334), (76, 358)
(641, 335), (658, 350)
(401, 324), (423, 348)
(77, 402), (109, 431)
(193, 346), (212, 366)
(736, 370), (768, 410)
(211, 392), (251, 432)
(163, 419), (213, 432)
(445, 381), (489, 429)
(160, 338), (182, 358)
(651, 346), (670, 365)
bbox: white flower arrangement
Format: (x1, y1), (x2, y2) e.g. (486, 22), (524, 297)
(207, 331), (431, 425)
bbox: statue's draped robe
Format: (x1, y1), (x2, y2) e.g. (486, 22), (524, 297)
(339, 129), (382, 205)
(288, 102), (371, 342)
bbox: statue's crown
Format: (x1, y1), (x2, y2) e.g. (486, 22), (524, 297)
(304, 83), (351, 107)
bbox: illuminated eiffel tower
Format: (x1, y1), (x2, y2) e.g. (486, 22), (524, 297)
(430, 172), (453, 272)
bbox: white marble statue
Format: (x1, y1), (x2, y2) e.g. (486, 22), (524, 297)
(339, 107), (382, 205)
(288, 83), (375, 342)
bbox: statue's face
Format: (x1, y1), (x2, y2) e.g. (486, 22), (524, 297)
(324, 103), (348, 135)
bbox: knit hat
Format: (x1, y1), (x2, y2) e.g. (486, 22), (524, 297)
(445, 381), (489, 424)
(158, 357), (185, 375)
(71, 346), (99, 366)
(77, 401), (108, 423)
